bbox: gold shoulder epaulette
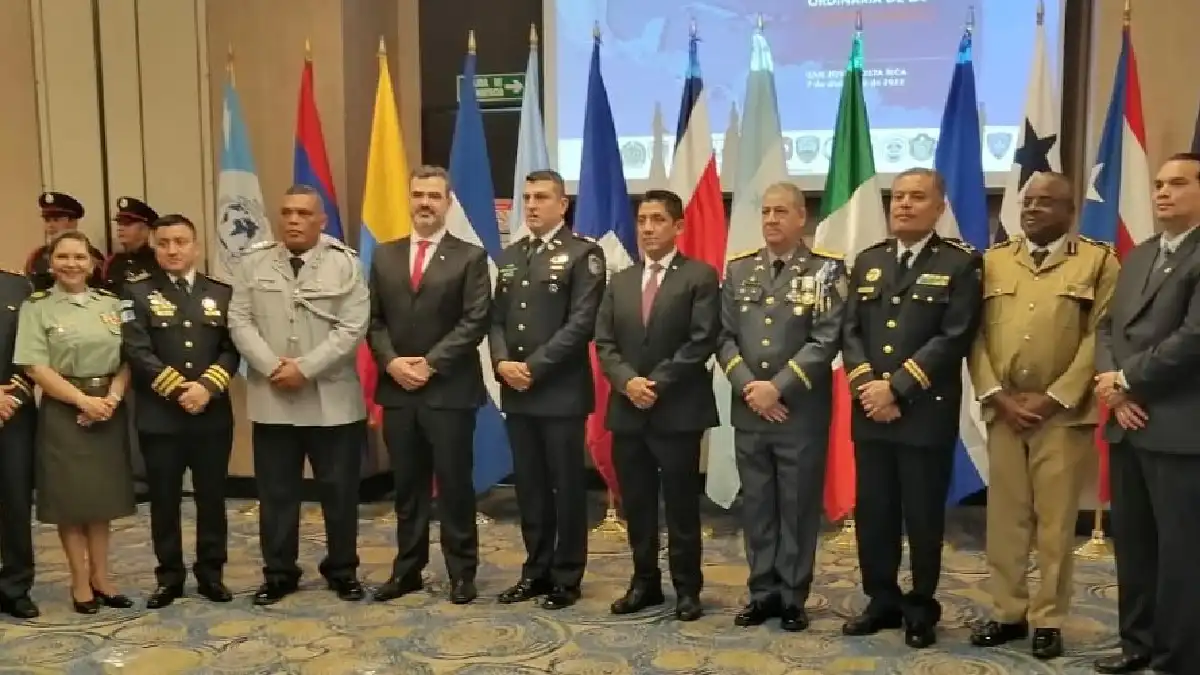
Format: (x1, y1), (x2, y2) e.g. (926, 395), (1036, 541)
(200, 274), (231, 288)
(574, 233), (597, 243)
(727, 248), (758, 262)
(988, 237), (1018, 250)
(864, 239), (892, 251)
(811, 247), (844, 260)
(27, 290), (48, 301)
(942, 238), (977, 254)
(243, 240), (277, 254)
(1078, 235), (1116, 253)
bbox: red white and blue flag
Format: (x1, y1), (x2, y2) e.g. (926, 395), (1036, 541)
(1078, 24), (1153, 502)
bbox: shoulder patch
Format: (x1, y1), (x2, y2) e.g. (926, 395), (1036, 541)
(28, 290), (48, 302)
(810, 247), (844, 260)
(726, 248), (758, 262)
(1077, 235), (1116, 254)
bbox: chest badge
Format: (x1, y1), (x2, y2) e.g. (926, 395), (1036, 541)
(201, 296), (222, 317)
(864, 268), (882, 282)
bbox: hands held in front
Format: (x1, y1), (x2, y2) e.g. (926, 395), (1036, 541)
(991, 391), (1062, 432)
(387, 356), (433, 391)
(496, 361), (532, 392)
(858, 380), (901, 423)
(178, 381), (212, 414)
(624, 377), (657, 409)
(744, 381), (788, 423)
(269, 358), (308, 391)
(1094, 372), (1149, 430)
(75, 393), (119, 426)
(0, 384), (18, 423)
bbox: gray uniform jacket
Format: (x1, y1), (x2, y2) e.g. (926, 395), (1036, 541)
(228, 235), (369, 426)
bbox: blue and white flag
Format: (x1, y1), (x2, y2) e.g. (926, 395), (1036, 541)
(506, 38), (551, 244)
(934, 27), (989, 505)
(214, 77), (270, 283)
(444, 45), (513, 493)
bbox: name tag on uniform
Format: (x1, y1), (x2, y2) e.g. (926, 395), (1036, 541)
(915, 273), (950, 287)
(499, 264), (516, 280)
(857, 286), (876, 294)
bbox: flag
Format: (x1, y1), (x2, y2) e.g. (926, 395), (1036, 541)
(293, 52), (378, 421)
(669, 31), (726, 271)
(705, 26), (786, 509)
(1191, 102), (1200, 153)
(359, 42), (414, 425)
(647, 102), (670, 189)
(813, 25), (889, 522)
(507, 33), (551, 243)
(1080, 23), (1153, 503)
(933, 27), (989, 505)
(443, 41), (514, 493)
(998, 8), (1060, 239)
(574, 34), (638, 497)
(214, 70), (270, 284)
(720, 102), (741, 192)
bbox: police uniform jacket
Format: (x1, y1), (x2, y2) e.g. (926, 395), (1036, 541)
(0, 271), (36, 416)
(717, 244), (848, 433)
(104, 245), (159, 296)
(120, 271), (239, 434)
(843, 233), (983, 447)
(969, 234), (1119, 428)
(489, 226), (606, 417)
(25, 243), (106, 293)
(228, 235), (370, 427)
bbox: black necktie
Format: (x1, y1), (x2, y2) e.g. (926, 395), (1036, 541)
(527, 238), (543, 262)
(899, 250), (913, 270)
(289, 256), (304, 277)
(1154, 247), (1173, 271)
(771, 259), (785, 279)
(174, 277), (189, 295)
(1030, 249), (1048, 267)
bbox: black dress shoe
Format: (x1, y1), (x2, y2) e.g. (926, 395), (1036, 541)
(541, 586), (580, 610)
(780, 606), (809, 632)
(0, 595), (39, 619)
(372, 575), (423, 602)
(1094, 653), (1150, 674)
(197, 581), (233, 603)
(450, 580), (477, 605)
(905, 623), (937, 649)
(675, 595), (702, 622)
(497, 578), (552, 604)
(92, 587), (134, 609)
(970, 620), (1029, 647)
(842, 611), (903, 636)
(1031, 628), (1062, 659)
(734, 599), (781, 627)
(72, 593), (99, 615)
(146, 585), (184, 609)
(327, 579), (365, 602)
(610, 585), (665, 615)
(252, 581), (298, 606)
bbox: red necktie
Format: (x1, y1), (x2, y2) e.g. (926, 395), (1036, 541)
(411, 240), (431, 290)
(642, 262), (662, 324)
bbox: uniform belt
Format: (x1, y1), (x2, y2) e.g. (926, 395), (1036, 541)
(64, 375), (116, 388)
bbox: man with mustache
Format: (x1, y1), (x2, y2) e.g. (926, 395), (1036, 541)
(228, 184), (370, 607)
(967, 171), (1119, 660)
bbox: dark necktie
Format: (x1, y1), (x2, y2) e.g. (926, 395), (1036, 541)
(527, 237), (543, 262)
(289, 256), (304, 277)
(1154, 246), (1173, 271)
(899, 250), (913, 270)
(1030, 248), (1048, 268)
(771, 259), (785, 279)
(174, 277), (190, 295)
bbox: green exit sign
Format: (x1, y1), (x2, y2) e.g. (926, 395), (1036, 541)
(457, 72), (526, 106)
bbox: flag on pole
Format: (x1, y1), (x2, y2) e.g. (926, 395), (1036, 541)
(507, 27), (551, 244)
(705, 23), (786, 509)
(444, 34), (514, 492)
(574, 30), (638, 497)
(998, 5), (1060, 239)
(933, 24), (989, 505)
(720, 103), (741, 192)
(647, 102), (670, 190)
(813, 21), (889, 522)
(1080, 19), (1153, 503)
(359, 40), (414, 425)
(669, 27), (726, 272)
(214, 59), (271, 284)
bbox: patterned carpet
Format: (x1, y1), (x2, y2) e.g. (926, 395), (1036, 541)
(0, 488), (1119, 674)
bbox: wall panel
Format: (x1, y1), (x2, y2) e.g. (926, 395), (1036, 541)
(0, 0), (46, 269)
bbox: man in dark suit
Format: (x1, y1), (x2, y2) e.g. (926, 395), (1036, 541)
(367, 165), (491, 606)
(0, 270), (37, 618)
(490, 169), (606, 610)
(717, 182), (847, 631)
(120, 214), (239, 609)
(841, 168), (983, 648)
(594, 189), (719, 622)
(25, 192), (105, 292)
(103, 196), (160, 295)
(1093, 152), (1200, 675)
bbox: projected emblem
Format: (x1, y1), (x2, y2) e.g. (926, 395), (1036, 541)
(795, 136), (820, 163)
(620, 141), (647, 169)
(884, 137), (907, 163)
(909, 133), (936, 162)
(822, 137), (836, 160)
(987, 132), (1014, 159)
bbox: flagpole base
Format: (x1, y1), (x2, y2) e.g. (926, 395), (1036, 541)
(591, 508), (627, 537)
(824, 519), (858, 555)
(1074, 530), (1114, 560)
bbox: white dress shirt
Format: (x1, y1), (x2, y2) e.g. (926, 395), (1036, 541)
(409, 226), (447, 276)
(896, 232), (934, 265)
(1026, 234), (1066, 260)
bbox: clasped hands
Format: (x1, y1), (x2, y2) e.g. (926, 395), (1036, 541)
(624, 377), (657, 409)
(388, 356), (433, 391)
(0, 384), (19, 423)
(857, 379), (901, 423)
(743, 381), (787, 423)
(496, 361), (532, 392)
(269, 357), (308, 391)
(74, 391), (121, 427)
(1093, 371), (1149, 431)
(990, 391), (1062, 432)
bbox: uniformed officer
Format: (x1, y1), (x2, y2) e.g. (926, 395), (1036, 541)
(966, 172), (1119, 658)
(841, 168), (983, 649)
(490, 169), (606, 610)
(716, 181), (847, 631)
(120, 214), (239, 609)
(228, 184), (370, 606)
(103, 196), (160, 295)
(25, 192), (105, 292)
(0, 269), (37, 618)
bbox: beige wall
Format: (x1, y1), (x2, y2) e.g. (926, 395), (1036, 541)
(0, 0), (44, 270)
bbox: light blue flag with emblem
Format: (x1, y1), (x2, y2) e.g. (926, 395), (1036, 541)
(506, 32), (551, 243)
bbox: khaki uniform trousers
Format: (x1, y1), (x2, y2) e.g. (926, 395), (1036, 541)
(985, 421), (1093, 628)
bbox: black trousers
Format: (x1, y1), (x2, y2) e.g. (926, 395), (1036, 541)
(383, 405), (477, 582)
(613, 431), (702, 596)
(1110, 442), (1200, 675)
(141, 429), (233, 586)
(0, 411), (35, 600)
(251, 422), (364, 585)
(854, 440), (954, 626)
(505, 414), (587, 588)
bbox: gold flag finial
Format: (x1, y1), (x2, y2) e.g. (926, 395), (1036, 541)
(468, 29), (476, 54)
(593, 21), (601, 41)
(304, 38), (311, 61)
(756, 13), (764, 33)
(226, 44), (234, 85)
(1123, 0), (1131, 25)
(529, 24), (538, 46)
(377, 36), (386, 58)
(1036, 0), (1045, 25)
(856, 11), (864, 31)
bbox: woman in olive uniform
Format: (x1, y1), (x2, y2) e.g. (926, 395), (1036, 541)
(14, 231), (135, 613)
